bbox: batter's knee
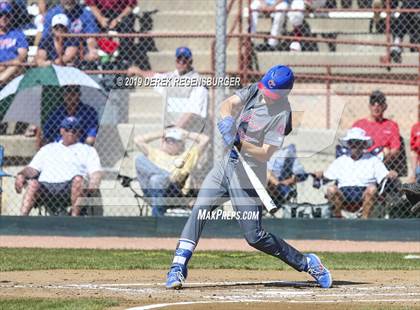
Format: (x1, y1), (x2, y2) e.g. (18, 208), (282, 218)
(244, 229), (265, 248)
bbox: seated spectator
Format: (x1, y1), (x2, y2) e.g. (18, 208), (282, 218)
(134, 126), (209, 217)
(267, 144), (308, 204)
(42, 0), (99, 62)
(352, 90), (401, 166)
(33, 0), (61, 47)
(41, 85), (98, 147)
(390, 0), (420, 63)
(128, 47), (209, 133)
(14, 116), (102, 216)
(251, 0), (326, 52)
(408, 120), (420, 184)
(401, 182), (420, 214)
(35, 13), (80, 67)
(85, 0), (136, 64)
(0, 1), (28, 87)
(315, 128), (398, 218)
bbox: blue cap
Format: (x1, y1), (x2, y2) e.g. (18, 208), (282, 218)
(60, 116), (82, 130)
(175, 46), (192, 59)
(0, 2), (12, 15)
(258, 65), (294, 100)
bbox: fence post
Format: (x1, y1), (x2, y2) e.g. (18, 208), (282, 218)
(385, 0), (391, 64)
(215, 0), (228, 162)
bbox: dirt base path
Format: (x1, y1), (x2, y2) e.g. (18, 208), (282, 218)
(0, 269), (419, 309)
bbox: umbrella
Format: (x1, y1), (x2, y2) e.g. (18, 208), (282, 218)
(0, 65), (107, 127)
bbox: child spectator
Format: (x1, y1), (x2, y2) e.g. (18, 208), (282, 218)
(42, 0), (99, 62)
(36, 13), (80, 66)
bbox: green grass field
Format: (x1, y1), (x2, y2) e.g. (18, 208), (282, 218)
(0, 298), (120, 310)
(1, 248), (419, 271)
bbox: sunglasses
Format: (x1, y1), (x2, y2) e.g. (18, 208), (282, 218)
(64, 128), (79, 134)
(347, 139), (366, 146)
(369, 101), (386, 106)
(164, 137), (181, 144)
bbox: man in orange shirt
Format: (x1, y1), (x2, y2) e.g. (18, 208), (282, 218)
(352, 90), (401, 165)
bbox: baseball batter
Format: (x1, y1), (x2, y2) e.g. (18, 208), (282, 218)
(165, 65), (332, 289)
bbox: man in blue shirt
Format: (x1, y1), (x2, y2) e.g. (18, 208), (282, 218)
(0, 1), (28, 86)
(42, 0), (99, 62)
(36, 13), (80, 66)
(42, 85), (98, 146)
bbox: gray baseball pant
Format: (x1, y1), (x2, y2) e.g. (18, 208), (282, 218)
(180, 155), (308, 271)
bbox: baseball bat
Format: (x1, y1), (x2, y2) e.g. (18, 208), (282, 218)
(234, 146), (278, 214)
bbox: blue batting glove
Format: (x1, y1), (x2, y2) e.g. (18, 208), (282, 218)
(222, 133), (235, 147)
(217, 116), (235, 135)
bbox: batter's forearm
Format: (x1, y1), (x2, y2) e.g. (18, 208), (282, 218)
(240, 141), (276, 162)
(219, 95), (242, 119)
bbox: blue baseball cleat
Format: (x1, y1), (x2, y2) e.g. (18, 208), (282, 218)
(165, 264), (187, 289)
(306, 253), (332, 288)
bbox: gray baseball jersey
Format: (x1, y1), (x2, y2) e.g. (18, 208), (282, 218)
(233, 83), (292, 173)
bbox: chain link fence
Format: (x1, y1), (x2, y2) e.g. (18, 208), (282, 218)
(0, 0), (418, 218)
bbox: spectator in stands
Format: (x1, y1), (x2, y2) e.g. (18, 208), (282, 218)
(408, 120), (420, 184)
(33, 0), (61, 47)
(352, 90), (401, 165)
(85, 0), (136, 64)
(41, 85), (98, 147)
(251, 0), (326, 52)
(35, 13), (80, 66)
(134, 126), (209, 217)
(0, 1), (28, 87)
(15, 116), (102, 216)
(42, 0), (99, 62)
(128, 47), (209, 132)
(390, 0), (420, 63)
(315, 127), (398, 218)
(267, 144), (308, 204)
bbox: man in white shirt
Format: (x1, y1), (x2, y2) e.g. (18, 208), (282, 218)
(315, 128), (398, 219)
(127, 47), (208, 132)
(14, 116), (102, 216)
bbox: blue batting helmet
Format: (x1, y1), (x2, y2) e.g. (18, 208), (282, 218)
(258, 65), (294, 100)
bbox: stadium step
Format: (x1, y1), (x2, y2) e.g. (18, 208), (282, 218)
(0, 135), (36, 159)
(147, 51), (419, 74)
